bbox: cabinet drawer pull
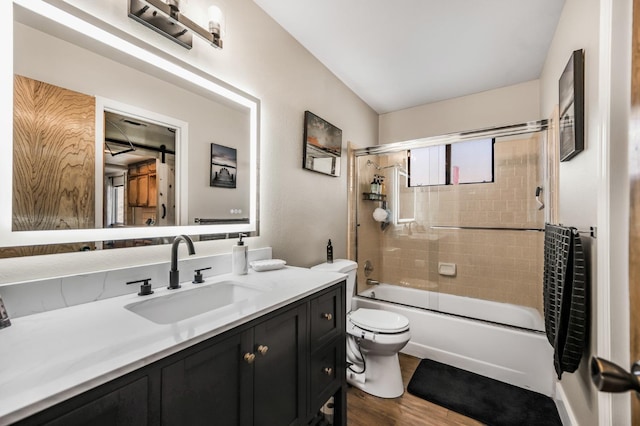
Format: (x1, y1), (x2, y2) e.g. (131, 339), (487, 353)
(244, 353), (256, 364)
(257, 345), (269, 356)
(322, 313), (333, 321)
(323, 367), (333, 376)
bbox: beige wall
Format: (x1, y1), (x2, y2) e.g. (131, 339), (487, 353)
(379, 80), (541, 145)
(539, 0), (634, 423)
(538, 8), (601, 384)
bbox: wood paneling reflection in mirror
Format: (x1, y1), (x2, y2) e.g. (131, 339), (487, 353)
(3, 75), (96, 257)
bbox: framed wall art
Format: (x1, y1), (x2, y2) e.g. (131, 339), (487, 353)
(558, 49), (585, 162)
(302, 111), (342, 177)
(210, 143), (237, 188)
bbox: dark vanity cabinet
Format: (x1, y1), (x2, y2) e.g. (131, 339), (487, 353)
(30, 377), (150, 426)
(309, 286), (344, 415)
(16, 281), (346, 426)
(161, 304), (307, 426)
(252, 305), (308, 425)
(160, 331), (250, 425)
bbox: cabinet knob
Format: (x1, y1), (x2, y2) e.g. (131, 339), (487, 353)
(322, 313), (333, 321)
(257, 345), (269, 356)
(323, 367), (333, 376)
(243, 353), (256, 364)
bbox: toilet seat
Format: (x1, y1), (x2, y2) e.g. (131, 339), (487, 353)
(348, 308), (409, 334)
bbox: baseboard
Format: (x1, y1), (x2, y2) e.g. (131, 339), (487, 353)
(555, 382), (579, 426)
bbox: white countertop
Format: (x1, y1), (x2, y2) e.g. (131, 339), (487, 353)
(0, 266), (345, 425)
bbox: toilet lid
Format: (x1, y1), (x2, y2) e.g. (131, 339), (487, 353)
(349, 308), (410, 333)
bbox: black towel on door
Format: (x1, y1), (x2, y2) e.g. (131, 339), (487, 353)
(543, 224), (589, 379)
(543, 225), (571, 347)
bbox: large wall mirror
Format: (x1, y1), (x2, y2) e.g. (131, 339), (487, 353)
(1, 0), (260, 257)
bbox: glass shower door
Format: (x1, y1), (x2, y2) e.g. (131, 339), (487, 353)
(354, 126), (547, 331)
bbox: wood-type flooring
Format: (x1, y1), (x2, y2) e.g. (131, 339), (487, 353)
(346, 354), (482, 426)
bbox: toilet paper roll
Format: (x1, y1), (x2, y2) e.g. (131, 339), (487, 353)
(321, 397), (334, 423)
(373, 207), (389, 222)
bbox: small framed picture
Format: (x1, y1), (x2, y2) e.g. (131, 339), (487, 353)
(559, 49), (585, 162)
(210, 143), (237, 188)
(302, 111), (342, 177)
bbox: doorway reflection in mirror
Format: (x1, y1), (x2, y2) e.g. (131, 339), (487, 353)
(104, 111), (176, 229)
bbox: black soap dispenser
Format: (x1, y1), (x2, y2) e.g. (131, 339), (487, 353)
(327, 239), (333, 264)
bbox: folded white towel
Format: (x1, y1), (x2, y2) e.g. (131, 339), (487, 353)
(250, 259), (287, 272)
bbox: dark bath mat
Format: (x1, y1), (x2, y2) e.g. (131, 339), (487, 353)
(407, 359), (562, 426)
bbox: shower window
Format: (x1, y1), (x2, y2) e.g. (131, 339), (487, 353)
(409, 145), (446, 186)
(450, 138), (494, 184)
(409, 138), (494, 186)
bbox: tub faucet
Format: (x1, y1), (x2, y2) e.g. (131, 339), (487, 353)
(366, 278), (380, 286)
(169, 235), (196, 290)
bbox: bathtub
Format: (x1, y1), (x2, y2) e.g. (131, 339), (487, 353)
(353, 284), (554, 396)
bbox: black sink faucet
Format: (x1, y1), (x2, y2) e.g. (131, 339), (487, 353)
(169, 235), (196, 290)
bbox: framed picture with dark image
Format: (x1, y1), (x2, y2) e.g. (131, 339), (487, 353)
(302, 111), (342, 177)
(559, 49), (585, 162)
(210, 143), (237, 188)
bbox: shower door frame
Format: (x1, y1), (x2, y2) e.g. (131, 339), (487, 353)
(353, 120), (548, 156)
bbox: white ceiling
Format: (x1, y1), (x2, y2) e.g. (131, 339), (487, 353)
(252, 0), (566, 114)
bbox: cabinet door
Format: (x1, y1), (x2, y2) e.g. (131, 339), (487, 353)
(161, 331), (252, 426)
(137, 174), (149, 206)
(310, 287), (343, 350)
(253, 305), (307, 426)
(127, 175), (138, 206)
(39, 377), (148, 426)
(310, 340), (341, 412)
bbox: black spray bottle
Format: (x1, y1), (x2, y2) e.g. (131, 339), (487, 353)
(327, 239), (333, 264)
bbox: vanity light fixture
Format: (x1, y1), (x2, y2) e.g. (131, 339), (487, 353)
(128, 0), (223, 50)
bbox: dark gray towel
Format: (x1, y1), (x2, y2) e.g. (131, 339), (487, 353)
(543, 224), (589, 379)
(543, 224), (571, 347)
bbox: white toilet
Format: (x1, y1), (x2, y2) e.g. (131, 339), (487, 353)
(311, 259), (410, 398)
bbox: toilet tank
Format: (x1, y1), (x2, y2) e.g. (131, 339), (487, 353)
(311, 260), (357, 312)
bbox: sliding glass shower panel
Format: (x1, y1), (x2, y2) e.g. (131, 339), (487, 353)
(354, 128), (546, 331)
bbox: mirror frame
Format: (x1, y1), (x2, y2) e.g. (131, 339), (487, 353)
(1, 0), (260, 248)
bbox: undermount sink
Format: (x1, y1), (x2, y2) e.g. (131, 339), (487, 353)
(125, 281), (265, 325)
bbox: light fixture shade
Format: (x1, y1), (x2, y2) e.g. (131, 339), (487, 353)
(208, 5), (224, 36)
